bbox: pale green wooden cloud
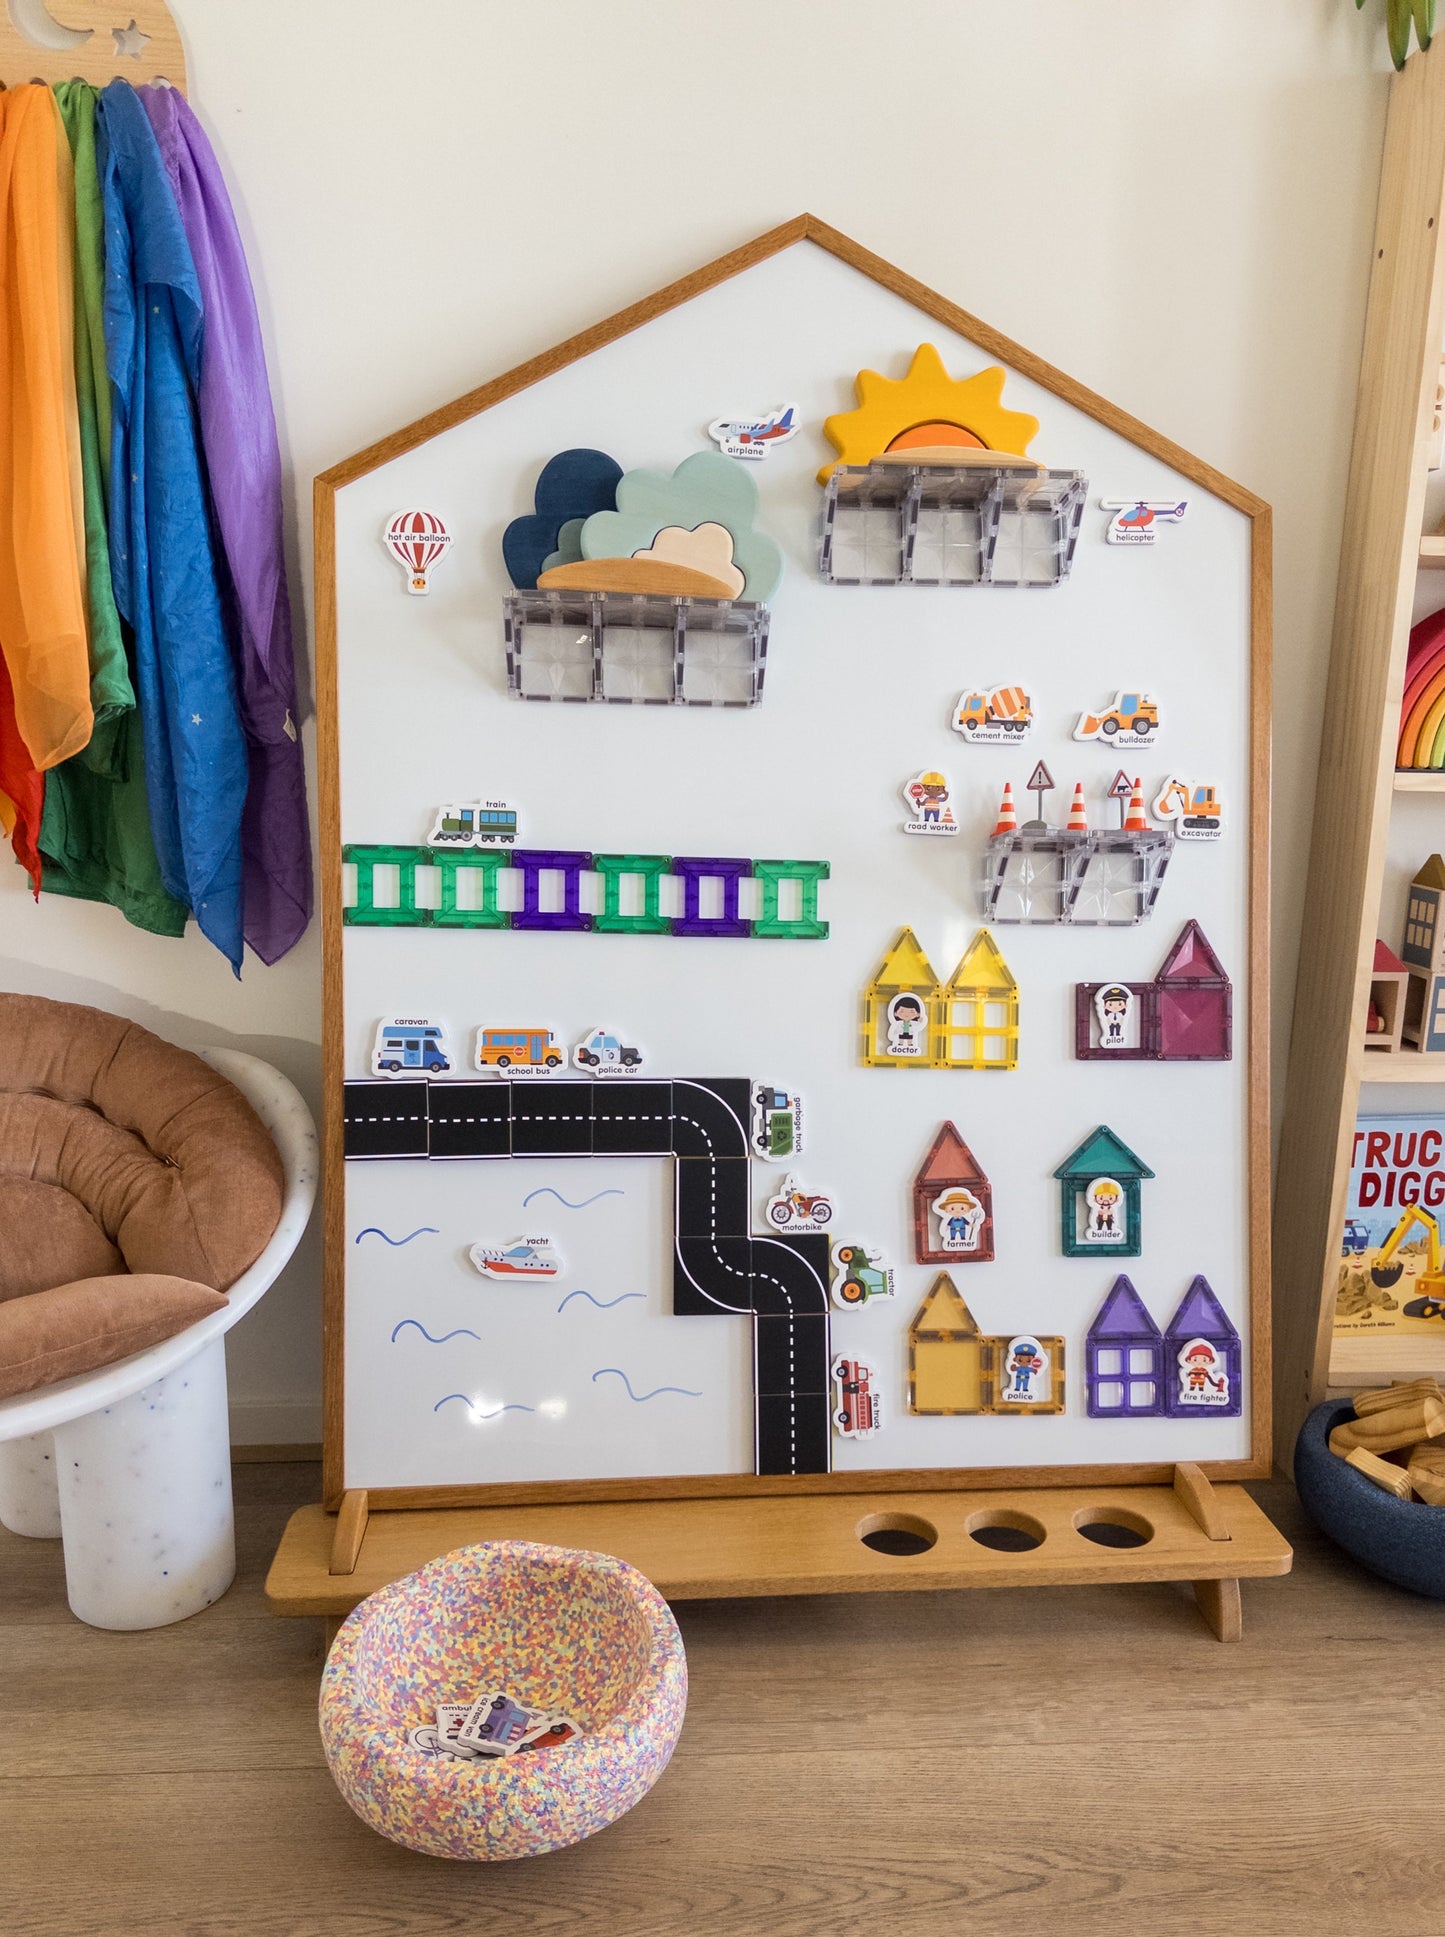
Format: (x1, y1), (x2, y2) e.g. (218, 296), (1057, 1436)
(542, 518), (587, 573)
(575, 451), (783, 602)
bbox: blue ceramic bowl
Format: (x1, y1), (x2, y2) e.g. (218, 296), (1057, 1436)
(1294, 1399), (1445, 1598)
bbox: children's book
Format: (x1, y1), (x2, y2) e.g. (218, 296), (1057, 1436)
(1335, 1113), (1445, 1337)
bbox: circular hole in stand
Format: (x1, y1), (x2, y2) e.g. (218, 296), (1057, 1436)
(1072, 1504), (1155, 1549)
(965, 1507), (1047, 1553)
(856, 1511), (939, 1556)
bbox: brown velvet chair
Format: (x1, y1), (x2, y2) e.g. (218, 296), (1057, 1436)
(0, 997), (316, 1629)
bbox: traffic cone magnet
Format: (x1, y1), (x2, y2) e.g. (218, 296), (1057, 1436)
(1066, 782), (1088, 832)
(993, 782), (1017, 837)
(1124, 777), (1148, 832)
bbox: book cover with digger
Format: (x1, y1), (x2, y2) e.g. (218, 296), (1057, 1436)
(1337, 1114), (1445, 1336)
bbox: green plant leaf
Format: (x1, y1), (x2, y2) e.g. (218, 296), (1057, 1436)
(1389, 0), (1412, 67)
(1413, 0), (1435, 50)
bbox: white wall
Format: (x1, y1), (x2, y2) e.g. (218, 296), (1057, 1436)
(0, 0), (1392, 1442)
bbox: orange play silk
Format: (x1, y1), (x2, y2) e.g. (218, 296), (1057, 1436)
(0, 85), (91, 773)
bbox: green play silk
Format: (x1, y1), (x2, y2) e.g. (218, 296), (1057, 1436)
(54, 81), (128, 774)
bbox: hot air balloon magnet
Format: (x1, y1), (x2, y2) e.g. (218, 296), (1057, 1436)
(385, 509), (453, 595)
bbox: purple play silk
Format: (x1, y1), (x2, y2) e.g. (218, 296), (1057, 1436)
(141, 84), (312, 965)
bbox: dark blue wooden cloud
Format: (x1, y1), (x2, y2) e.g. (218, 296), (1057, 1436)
(502, 448), (623, 588)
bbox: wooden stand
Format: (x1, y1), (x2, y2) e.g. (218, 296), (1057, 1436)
(267, 1465), (1290, 1645)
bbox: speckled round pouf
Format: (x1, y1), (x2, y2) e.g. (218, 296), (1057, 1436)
(319, 1541), (688, 1859)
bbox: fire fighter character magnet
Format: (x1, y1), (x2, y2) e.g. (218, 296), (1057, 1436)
(1175, 1337), (1232, 1408)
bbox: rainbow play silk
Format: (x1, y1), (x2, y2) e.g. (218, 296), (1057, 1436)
(39, 82), (183, 936)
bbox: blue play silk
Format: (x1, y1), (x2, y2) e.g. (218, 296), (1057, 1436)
(97, 81), (246, 973)
(141, 85), (312, 966)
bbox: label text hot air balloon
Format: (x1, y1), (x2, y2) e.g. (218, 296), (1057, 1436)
(385, 509), (453, 595)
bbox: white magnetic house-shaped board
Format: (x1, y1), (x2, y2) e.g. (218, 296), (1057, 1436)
(318, 217), (1270, 1507)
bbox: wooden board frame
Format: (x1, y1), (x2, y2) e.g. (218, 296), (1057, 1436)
(315, 214), (1273, 1512)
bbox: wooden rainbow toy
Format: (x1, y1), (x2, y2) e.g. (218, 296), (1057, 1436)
(1398, 608), (1445, 769)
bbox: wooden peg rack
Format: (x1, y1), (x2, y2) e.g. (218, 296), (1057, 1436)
(0, 1), (185, 93)
(268, 1465), (1291, 1647)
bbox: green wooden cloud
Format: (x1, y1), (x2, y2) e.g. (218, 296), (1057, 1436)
(542, 518), (587, 574)
(576, 451), (783, 603)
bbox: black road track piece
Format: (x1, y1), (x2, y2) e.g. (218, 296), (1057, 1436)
(343, 1076), (832, 1474)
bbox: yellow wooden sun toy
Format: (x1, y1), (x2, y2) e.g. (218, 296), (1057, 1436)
(818, 343), (1040, 484)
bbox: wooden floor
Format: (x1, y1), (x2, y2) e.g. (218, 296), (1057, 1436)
(3, 1467), (1442, 1936)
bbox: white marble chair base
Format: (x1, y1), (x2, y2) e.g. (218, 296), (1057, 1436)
(0, 1337), (236, 1630)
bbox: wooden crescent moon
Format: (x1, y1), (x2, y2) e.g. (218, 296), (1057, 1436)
(6, 0), (93, 52)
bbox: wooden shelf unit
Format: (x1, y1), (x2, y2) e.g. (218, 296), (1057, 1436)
(1275, 41), (1445, 1457)
(1329, 1333), (1445, 1385)
(1355, 1047), (1445, 1079)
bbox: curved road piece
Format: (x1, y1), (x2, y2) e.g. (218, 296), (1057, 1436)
(343, 1075), (834, 1474)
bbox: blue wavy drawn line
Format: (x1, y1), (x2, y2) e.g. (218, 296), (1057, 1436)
(591, 1367), (701, 1402)
(521, 1186), (624, 1211)
(433, 1394), (535, 1419)
(391, 1320), (482, 1346)
(355, 1226), (439, 1246)
(556, 1290), (646, 1314)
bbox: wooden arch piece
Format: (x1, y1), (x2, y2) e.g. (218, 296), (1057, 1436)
(0, 1), (186, 92)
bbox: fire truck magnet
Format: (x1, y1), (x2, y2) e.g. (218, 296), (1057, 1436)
(901, 769), (958, 836)
(385, 509), (453, 594)
(831, 1355), (882, 1437)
